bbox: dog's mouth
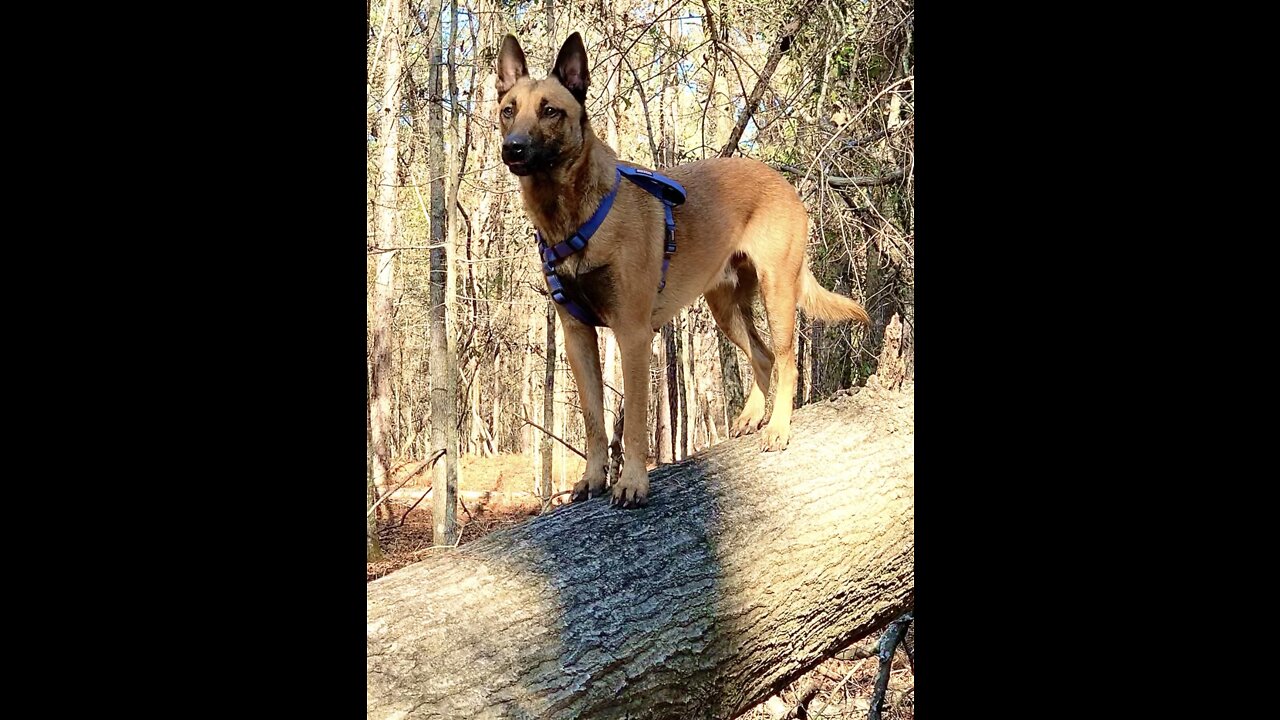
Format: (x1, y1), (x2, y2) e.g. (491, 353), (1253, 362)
(502, 144), (561, 176)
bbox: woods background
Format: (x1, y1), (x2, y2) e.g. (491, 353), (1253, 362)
(366, 0), (914, 551)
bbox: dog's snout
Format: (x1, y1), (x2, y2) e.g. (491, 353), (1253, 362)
(502, 136), (530, 160)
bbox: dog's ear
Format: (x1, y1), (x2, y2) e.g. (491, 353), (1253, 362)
(496, 34), (528, 97)
(551, 32), (589, 104)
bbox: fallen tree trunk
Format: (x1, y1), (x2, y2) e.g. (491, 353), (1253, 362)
(367, 383), (915, 719)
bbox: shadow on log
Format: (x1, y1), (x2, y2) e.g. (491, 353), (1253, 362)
(367, 382), (915, 719)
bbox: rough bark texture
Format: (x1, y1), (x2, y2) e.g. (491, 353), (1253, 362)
(542, 302), (556, 498)
(427, 0), (458, 546)
(371, 0), (404, 522)
(367, 383), (914, 719)
(367, 376), (383, 562)
(718, 331), (744, 428)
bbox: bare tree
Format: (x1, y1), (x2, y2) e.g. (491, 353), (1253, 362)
(367, 377), (383, 561)
(370, 0), (405, 523)
(542, 302), (556, 499)
(427, 0), (458, 546)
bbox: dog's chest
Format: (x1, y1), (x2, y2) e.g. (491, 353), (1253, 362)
(554, 258), (615, 323)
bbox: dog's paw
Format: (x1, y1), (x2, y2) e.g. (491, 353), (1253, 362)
(730, 412), (765, 437)
(760, 424), (791, 452)
(570, 473), (607, 503)
(610, 470), (649, 509)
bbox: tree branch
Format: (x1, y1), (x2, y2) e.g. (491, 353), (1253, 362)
(718, 0), (821, 157)
(520, 416), (587, 460)
(775, 165), (905, 187)
(869, 611), (914, 720)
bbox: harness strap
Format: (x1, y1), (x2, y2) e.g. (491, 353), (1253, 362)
(538, 165), (687, 327)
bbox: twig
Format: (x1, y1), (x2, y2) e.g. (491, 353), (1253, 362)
(539, 489), (576, 513)
(776, 165), (905, 187)
(409, 531), (463, 555)
(782, 680), (822, 719)
(901, 622), (914, 673)
(393, 449), (447, 528)
(608, 404), (626, 485)
(833, 638), (879, 661)
(868, 611), (913, 720)
(719, 1), (820, 157)
(369, 448), (446, 518)
(394, 487), (432, 528)
(520, 417), (587, 459)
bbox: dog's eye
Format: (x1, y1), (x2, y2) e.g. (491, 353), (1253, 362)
(543, 106), (560, 118)
(501, 106), (514, 119)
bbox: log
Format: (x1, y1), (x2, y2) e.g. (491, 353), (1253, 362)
(367, 382), (915, 719)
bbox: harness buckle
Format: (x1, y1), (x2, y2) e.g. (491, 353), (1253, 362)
(567, 234), (586, 252)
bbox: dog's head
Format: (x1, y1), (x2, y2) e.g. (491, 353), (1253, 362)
(495, 33), (591, 176)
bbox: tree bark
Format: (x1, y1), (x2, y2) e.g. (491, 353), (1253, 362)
(367, 375), (383, 562)
(673, 314), (688, 459)
(554, 312), (568, 491)
(717, 332), (744, 430)
(368, 383), (915, 719)
(490, 351), (503, 455)
(682, 309), (697, 452)
(370, 0), (405, 523)
(542, 301), (556, 499)
(656, 328), (673, 464)
(427, 0), (458, 546)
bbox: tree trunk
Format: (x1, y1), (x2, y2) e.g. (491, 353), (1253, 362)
(682, 309), (697, 452)
(523, 311), (538, 466)
(717, 332), (743, 431)
(554, 312), (568, 491)
(655, 329), (673, 464)
(367, 376), (383, 562)
(796, 315), (808, 405)
(672, 315), (686, 460)
(367, 383), (915, 719)
(602, 329), (619, 432)
(490, 352), (502, 455)
(370, 0), (405, 523)
(427, 0), (458, 546)
(468, 364), (483, 455)
(542, 301), (556, 500)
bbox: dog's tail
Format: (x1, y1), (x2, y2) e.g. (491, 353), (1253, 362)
(799, 267), (870, 324)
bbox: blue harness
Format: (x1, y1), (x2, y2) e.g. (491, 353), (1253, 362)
(537, 165), (687, 327)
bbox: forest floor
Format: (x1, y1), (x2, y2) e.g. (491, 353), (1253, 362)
(368, 452), (914, 720)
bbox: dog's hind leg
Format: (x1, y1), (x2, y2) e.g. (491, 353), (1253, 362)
(706, 277), (775, 438)
(756, 264), (801, 452)
(561, 318), (610, 501)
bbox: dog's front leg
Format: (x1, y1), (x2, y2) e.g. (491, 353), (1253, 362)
(611, 329), (654, 508)
(560, 318), (609, 502)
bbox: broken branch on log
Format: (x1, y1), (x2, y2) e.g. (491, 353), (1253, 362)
(868, 611), (914, 720)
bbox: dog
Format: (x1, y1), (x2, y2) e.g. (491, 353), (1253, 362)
(496, 32), (869, 508)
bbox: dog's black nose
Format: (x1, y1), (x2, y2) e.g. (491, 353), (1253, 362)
(502, 136), (530, 161)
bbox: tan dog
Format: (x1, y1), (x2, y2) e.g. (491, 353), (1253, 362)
(497, 32), (869, 508)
